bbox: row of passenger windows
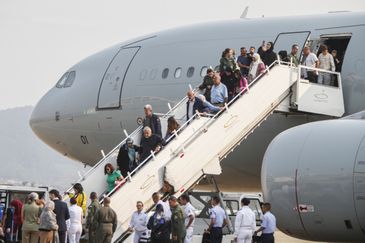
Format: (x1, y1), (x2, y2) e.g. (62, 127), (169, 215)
(139, 66), (219, 81)
(56, 71), (76, 88)
(55, 65), (218, 88)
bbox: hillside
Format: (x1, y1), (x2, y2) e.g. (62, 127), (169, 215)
(0, 106), (89, 190)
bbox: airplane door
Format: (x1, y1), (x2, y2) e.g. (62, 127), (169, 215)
(274, 31), (311, 61)
(97, 47), (140, 109)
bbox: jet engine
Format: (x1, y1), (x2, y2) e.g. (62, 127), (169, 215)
(261, 118), (365, 242)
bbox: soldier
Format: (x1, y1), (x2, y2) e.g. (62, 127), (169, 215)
(169, 196), (186, 243)
(86, 192), (100, 243)
(95, 197), (117, 243)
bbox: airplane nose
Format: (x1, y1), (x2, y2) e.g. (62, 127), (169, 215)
(29, 91), (58, 144)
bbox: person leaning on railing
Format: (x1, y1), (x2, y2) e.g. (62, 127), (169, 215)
(139, 126), (163, 163)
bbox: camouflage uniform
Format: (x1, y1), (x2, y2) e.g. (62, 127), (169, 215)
(86, 199), (100, 243)
(94, 205), (117, 243)
(171, 205), (186, 243)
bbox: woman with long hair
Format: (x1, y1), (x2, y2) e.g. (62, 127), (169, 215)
(164, 116), (180, 142)
(219, 48), (238, 73)
(67, 183), (87, 217)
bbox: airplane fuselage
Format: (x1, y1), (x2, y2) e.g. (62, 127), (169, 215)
(30, 12), (365, 191)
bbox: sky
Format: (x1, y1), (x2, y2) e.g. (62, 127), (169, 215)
(0, 0), (365, 110)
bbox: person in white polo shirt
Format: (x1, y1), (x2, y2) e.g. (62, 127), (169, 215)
(179, 194), (196, 243)
(128, 201), (148, 243)
(234, 198), (256, 243)
(254, 203), (276, 243)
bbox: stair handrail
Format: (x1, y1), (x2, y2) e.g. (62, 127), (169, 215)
(101, 61), (280, 202)
(64, 87), (199, 195)
(100, 110), (202, 202)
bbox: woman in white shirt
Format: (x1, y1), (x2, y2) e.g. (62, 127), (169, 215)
(68, 197), (83, 243)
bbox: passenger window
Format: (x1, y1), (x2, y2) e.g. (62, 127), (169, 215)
(149, 69), (157, 80)
(56, 72), (69, 88)
(140, 69), (148, 80)
(162, 68), (169, 79)
(187, 66), (195, 78)
(63, 71), (76, 88)
(200, 66), (208, 77)
(174, 67), (182, 78)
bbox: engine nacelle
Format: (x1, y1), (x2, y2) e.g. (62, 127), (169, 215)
(262, 119), (365, 242)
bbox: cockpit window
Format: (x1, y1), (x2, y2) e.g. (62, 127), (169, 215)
(63, 71), (76, 88)
(55, 72), (69, 88)
(55, 71), (76, 88)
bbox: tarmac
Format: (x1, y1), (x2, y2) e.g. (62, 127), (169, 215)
(276, 230), (327, 243)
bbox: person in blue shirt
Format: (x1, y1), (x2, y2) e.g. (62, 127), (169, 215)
(254, 203), (276, 243)
(208, 196), (228, 243)
(210, 73), (228, 106)
(237, 47), (252, 77)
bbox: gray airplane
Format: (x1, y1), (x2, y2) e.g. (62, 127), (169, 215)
(30, 12), (365, 241)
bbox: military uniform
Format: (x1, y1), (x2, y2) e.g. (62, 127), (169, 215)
(86, 199), (100, 243)
(95, 206), (117, 243)
(171, 205), (186, 243)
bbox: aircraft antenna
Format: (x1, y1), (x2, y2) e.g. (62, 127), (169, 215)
(240, 6), (249, 18)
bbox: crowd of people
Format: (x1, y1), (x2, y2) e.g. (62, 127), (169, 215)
(0, 187), (117, 243)
(108, 41), (342, 195)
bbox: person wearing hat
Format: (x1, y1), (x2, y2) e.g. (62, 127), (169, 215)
(234, 198), (256, 243)
(169, 196), (186, 243)
(22, 192), (42, 243)
(117, 137), (140, 177)
(147, 204), (170, 243)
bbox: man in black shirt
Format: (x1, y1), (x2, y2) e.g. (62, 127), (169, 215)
(139, 126), (162, 163)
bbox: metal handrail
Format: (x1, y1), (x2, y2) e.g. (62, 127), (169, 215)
(104, 61), (279, 200)
(64, 126), (143, 195)
(101, 111), (202, 202)
(65, 85), (199, 195)
(159, 61), (280, 168)
(298, 64), (341, 75)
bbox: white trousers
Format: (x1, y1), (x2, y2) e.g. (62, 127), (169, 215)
(133, 231), (146, 243)
(68, 224), (82, 243)
(236, 229), (253, 243)
(184, 227), (193, 243)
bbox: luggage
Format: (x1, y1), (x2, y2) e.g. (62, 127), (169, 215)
(202, 231), (211, 243)
(252, 234), (262, 243)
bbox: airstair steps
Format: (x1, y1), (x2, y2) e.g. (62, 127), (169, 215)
(64, 62), (345, 243)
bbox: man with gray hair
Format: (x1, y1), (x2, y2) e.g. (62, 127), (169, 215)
(143, 104), (162, 137)
(139, 126), (162, 163)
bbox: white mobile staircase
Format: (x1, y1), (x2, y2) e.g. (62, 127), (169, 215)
(65, 61), (345, 242)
